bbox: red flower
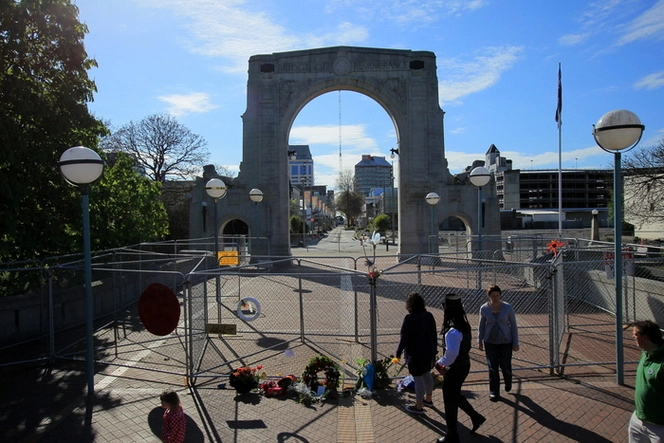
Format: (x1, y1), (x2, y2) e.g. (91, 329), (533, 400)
(547, 239), (565, 256)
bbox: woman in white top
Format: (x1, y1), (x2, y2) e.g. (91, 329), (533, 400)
(434, 293), (485, 443)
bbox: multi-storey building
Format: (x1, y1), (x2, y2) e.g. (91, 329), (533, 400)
(288, 144), (314, 186)
(354, 155), (392, 196)
(483, 144), (612, 211)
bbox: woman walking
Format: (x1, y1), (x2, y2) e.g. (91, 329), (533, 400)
(435, 293), (485, 443)
(396, 292), (437, 414)
(478, 285), (519, 400)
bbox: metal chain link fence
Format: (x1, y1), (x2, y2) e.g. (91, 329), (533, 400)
(3, 241), (664, 388)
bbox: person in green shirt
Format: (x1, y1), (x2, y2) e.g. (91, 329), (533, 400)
(629, 320), (664, 442)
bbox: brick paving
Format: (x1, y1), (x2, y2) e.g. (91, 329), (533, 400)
(0, 361), (637, 442)
(0, 227), (641, 442)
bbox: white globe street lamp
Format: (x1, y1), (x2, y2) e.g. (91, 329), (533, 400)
(58, 146), (104, 398)
(593, 110), (644, 385)
(425, 192), (440, 253)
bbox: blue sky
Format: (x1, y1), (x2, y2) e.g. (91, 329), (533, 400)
(74, 0), (664, 188)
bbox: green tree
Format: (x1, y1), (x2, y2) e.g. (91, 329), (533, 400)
(290, 215), (304, 234)
(0, 0), (107, 262)
(370, 214), (391, 235)
(91, 153), (169, 249)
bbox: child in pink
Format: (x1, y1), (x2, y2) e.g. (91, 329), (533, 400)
(160, 389), (186, 443)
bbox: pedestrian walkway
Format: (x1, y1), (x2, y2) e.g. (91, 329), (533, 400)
(1, 358), (636, 442)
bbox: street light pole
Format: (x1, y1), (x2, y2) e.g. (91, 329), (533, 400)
(206, 178), (227, 321)
(425, 192), (440, 253)
(390, 163), (396, 245)
(470, 166), (491, 290)
(249, 188), (264, 256)
(593, 109), (644, 385)
(58, 146), (104, 399)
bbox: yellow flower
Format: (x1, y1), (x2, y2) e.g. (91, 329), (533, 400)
(391, 357), (400, 364)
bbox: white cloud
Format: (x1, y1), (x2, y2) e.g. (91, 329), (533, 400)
(564, 0), (664, 50)
(325, 0), (487, 24)
(135, 0), (368, 74)
(616, 0), (664, 46)
(157, 92), (218, 116)
(558, 32), (590, 46)
(290, 124), (377, 151)
(634, 71), (664, 90)
(305, 22), (369, 47)
(437, 46), (523, 104)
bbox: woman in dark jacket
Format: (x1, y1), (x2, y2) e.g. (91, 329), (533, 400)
(396, 292), (437, 414)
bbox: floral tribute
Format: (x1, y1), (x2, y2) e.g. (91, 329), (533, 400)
(361, 231), (384, 283)
(260, 375), (297, 397)
(355, 356), (402, 390)
(301, 355), (341, 393)
(547, 239), (566, 257)
(229, 365), (263, 394)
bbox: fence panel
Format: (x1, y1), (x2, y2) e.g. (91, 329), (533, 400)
(7, 243), (664, 385)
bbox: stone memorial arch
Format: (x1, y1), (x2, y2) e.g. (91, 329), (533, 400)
(191, 46), (499, 257)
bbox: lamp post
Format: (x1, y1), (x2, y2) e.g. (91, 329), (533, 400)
(206, 178), (227, 321)
(389, 163), (396, 245)
(470, 167), (491, 254)
(591, 209), (599, 241)
(425, 192), (440, 253)
(470, 166), (491, 290)
(593, 109), (644, 385)
(58, 146), (104, 398)
(249, 188), (264, 256)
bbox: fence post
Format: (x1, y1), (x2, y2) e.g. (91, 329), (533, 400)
(369, 277), (378, 363)
(298, 260), (305, 343)
(47, 270), (55, 364)
(549, 254), (564, 375)
(183, 277), (193, 385)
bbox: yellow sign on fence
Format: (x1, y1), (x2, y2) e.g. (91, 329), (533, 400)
(218, 250), (239, 266)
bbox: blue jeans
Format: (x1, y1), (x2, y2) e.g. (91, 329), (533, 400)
(484, 342), (513, 395)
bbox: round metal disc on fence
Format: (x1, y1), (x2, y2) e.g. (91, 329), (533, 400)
(138, 283), (181, 336)
(236, 297), (261, 321)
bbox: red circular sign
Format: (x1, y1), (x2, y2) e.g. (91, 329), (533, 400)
(138, 283), (181, 336)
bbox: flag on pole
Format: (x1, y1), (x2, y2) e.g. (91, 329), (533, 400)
(555, 63), (562, 129)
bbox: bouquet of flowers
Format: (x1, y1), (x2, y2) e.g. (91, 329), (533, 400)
(229, 365), (263, 394)
(355, 356), (401, 390)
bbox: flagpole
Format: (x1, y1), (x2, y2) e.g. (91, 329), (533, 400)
(556, 63), (563, 238)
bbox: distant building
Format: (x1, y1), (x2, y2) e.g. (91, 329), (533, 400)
(472, 144), (613, 229)
(288, 145), (314, 186)
(355, 155), (392, 196)
(483, 144), (612, 210)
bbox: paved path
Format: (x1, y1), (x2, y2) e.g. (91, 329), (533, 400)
(1, 359), (637, 442)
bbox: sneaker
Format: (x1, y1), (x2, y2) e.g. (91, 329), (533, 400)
(489, 394), (500, 402)
(405, 405), (425, 415)
(422, 399), (434, 407)
(505, 381), (512, 392)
